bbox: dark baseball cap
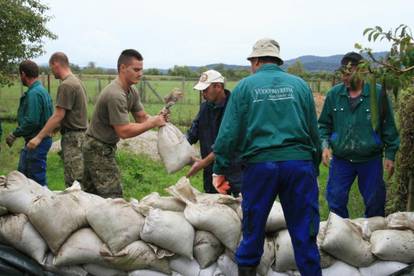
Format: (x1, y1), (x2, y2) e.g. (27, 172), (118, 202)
(341, 52), (363, 66)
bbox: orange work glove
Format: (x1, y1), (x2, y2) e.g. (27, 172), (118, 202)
(212, 174), (230, 194)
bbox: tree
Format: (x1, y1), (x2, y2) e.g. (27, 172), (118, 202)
(0, 0), (57, 86)
(287, 60), (306, 77)
(356, 24), (414, 212)
(145, 68), (161, 75)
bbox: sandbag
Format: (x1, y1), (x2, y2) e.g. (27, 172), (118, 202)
(138, 192), (185, 212)
(370, 230), (414, 263)
(58, 181), (106, 210)
(358, 261), (408, 276)
(273, 230), (297, 272)
(386, 212), (414, 230)
(317, 221), (336, 269)
(217, 254), (238, 276)
(184, 202), (241, 252)
(157, 123), (196, 173)
(321, 260), (359, 276)
(0, 214), (47, 264)
(43, 252), (88, 276)
(101, 241), (171, 274)
(54, 228), (106, 266)
(169, 255), (201, 276)
(87, 198), (144, 253)
(83, 263), (127, 276)
(320, 212), (375, 267)
(0, 171), (52, 214)
(257, 236), (276, 276)
(266, 270), (290, 276)
(351, 217), (387, 240)
(265, 201), (286, 233)
(140, 208), (194, 259)
(194, 231), (224, 269)
(129, 269), (170, 276)
(28, 192), (87, 254)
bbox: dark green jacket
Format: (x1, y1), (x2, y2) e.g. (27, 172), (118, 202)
(213, 64), (321, 174)
(318, 82), (400, 162)
(13, 80), (53, 139)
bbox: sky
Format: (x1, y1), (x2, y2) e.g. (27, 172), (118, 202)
(34, 0), (414, 69)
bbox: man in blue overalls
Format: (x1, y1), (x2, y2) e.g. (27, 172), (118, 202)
(213, 38), (322, 276)
(319, 52), (400, 218)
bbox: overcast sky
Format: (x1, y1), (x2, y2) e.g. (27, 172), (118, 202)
(34, 0), (414, 69)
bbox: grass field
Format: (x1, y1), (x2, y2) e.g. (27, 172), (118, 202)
(0, 120), (365, 221)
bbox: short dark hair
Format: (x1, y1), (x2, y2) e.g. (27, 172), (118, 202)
(117, 49), (143, 72)
(341, 52), (363, 67)
(19, 60), (39, 78)
(257, 56), (283, 66)
(49, 52), (69, 67)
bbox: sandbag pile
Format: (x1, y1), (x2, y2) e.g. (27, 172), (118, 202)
(0, 171), (413, 276)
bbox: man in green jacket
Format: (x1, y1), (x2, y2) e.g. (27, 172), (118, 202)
(213, 38), (322, 276)
(318, 52), (400, 218)
(6, 60), (53, 185)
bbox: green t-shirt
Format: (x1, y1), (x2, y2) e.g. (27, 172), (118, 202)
(56, 74), (88, 131)
(87, 78), (143, 145)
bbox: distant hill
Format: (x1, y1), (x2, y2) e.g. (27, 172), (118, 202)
(176, 51), (388, 73)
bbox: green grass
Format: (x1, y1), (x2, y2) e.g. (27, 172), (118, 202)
(0, 123), (366, 220)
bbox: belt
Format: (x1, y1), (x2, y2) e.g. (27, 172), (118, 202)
(61, 128), (86, 135)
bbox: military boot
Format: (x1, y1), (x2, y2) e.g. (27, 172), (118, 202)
(238, 265), (257, 276)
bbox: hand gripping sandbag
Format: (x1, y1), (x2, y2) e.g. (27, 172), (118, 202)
(157, 123), (196, 173)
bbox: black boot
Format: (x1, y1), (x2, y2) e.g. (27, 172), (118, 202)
(238, 265), (256, 276)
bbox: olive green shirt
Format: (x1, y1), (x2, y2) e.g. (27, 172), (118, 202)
(56, 74), (88, 131)
(87, 78), (143, 145)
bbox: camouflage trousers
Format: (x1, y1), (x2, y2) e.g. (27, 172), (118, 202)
(61, 131), (85, 187)
(82, 135), (123, 198)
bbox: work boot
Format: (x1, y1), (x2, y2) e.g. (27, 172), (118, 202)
(238, 265), (257, 276)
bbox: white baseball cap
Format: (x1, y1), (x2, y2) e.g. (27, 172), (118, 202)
(247, 38), (283, 64)
(193, 69), (224, 91)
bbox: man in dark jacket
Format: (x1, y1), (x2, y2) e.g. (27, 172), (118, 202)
(186, 70), (241, 195)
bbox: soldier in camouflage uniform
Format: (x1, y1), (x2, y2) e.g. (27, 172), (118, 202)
(82, 49), (167, 198)
(28, 52), (88, 187)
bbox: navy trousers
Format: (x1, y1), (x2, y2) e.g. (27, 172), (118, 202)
(18, 137), (52, 186)
(326, 156), (385, 218)
(236, 160), (321, 276)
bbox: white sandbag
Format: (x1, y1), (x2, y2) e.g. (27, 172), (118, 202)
(0, 171), (52, 214)
(141, 208), (194, 259)
(386, 212), (414, 230)
(217, 254), (238, 276)
(138, 192), (185, 212)
(169, 255), (201, 276)
(351, 217), (387, 240)
(320, 212), (375, 267)
(321, 260), (360, 276)
(273, 230), (297, 272)
(83, 264), (127, 276)
(157, 123), (196, 173)
(129, 269), (170, 276)
(199, 263), (218, 276)
(265, 201), (286, 233)
(194, 231), (224, 269)
(101, 241), (171, 274)
(257, 236), (276, 276)
(184, 203), (241, 252)
(317, 221), (336, 269)
(358, 260), (408, 276)
(42, 252), (89, 276)
(266, 270), (290, 276)
(370, 229), (414, 263)
(87, 198), (144, 253)
(54, 228), (106, 266)
(0, 213), (47, 264)
(58, 181), (106, 210)
(28, 192), (87, 254)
